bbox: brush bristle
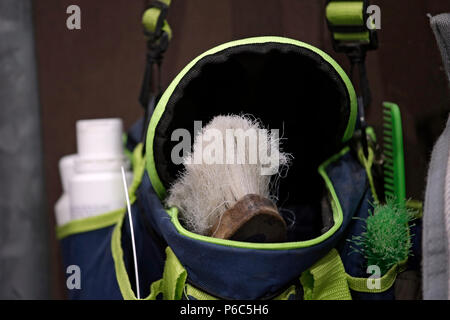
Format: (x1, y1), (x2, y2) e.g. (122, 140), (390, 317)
(165, 114), (291, 235)
(348, 198), (413, 274)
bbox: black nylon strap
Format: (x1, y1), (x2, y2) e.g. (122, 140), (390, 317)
(139, 1), (171, 151)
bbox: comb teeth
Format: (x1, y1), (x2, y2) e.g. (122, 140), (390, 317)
(383, 105), (395, 195)
(382, 102), (406, 203)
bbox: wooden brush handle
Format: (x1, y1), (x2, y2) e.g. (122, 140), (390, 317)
(209, 194), (287, 243)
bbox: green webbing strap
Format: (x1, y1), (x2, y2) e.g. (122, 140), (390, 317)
(139, 0), (172, 117)
(333, 31), (369, 42)
(326, 1), (370, 43)
(147, 279), (163, 300)
(160, 247), (187, 300)
(300, 249), (352, 300)
(347, 259), (407, 293)
(326, 1), (365, 26)
(357, 146), (380, 204)
(144, 248), (187, 300)
(406, 199), (423, 219)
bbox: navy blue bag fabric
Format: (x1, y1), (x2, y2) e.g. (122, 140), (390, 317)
(136, 150), (370, 299)
(60, 225), (122, 300)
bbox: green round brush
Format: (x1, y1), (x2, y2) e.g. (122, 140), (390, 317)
(349, 198), (414, 275)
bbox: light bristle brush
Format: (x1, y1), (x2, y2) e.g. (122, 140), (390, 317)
(382, 102), (406, 203)
(166, 115), (290, 242)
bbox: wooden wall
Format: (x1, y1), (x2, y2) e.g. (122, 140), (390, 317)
(33, 0), (450, 298)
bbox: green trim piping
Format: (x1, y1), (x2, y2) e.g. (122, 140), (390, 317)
(164, 147), (350, 250)
(145, 36), (357, 199)
(56, 209), (124, 240)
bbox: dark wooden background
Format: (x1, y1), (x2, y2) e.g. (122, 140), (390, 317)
(33, 0), (450, 298)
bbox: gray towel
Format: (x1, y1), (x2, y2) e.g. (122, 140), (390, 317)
(446, 130), (450, 298)
(423, 13), (450, 300)
(423, 115), (450, 299)
(430, 13), (450, 84)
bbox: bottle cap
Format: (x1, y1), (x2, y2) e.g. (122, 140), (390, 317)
(75, 118), (127, 172)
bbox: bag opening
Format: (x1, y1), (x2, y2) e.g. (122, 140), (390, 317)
(148, 37), (357, 241)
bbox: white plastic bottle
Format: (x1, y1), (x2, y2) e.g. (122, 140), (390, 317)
(69, 118), (133, 220)
(54, 154), (76, 226)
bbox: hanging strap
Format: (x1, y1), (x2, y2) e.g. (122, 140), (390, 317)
(326, 0), (378, 158)
(139, 0), (172, 147)
(149, 247), (187, 300)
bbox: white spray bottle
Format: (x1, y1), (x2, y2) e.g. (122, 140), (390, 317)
(69, 118), (133, 220)
(54, 154), (76, 226)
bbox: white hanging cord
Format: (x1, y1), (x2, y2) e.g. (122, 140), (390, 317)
(121, 166), (140, 299)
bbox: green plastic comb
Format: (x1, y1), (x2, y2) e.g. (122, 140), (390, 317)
(382, 102), (406, 203)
